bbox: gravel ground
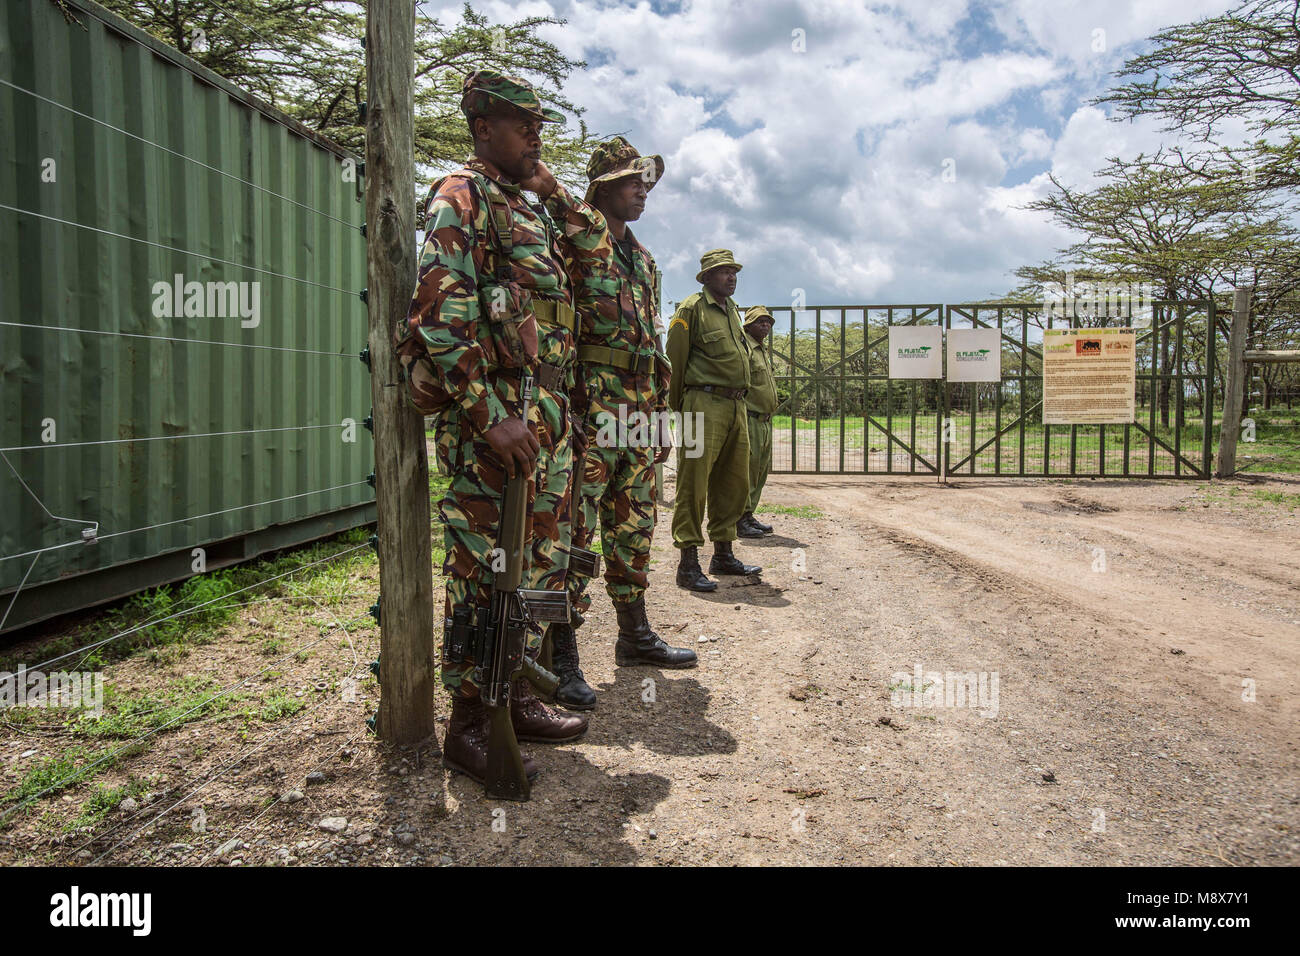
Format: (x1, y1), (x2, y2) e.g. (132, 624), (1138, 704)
(2, 472), (1296, 866)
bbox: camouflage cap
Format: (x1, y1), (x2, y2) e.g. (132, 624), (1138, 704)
(744, 305), (774, 327)
(584, 136), (665, 203)
(460, 69), (566, 124)
(695, 248), (743, 284)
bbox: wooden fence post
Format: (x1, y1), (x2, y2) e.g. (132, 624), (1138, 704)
(1215, 287), (1252, 479)
(365, 0), (437, 746)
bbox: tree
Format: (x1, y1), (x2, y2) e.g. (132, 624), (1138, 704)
(1095, 0), (1300, 200)
(1013, 150), (1300, 426)
(95, 0), (595, 184)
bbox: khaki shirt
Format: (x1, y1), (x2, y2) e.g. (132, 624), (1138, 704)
(666, 288), (750, 412)
(744, 334), (778, 415)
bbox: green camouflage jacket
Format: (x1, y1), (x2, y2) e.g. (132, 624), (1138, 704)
(553, 216), (670, 417)
(402, 156), (603, 433)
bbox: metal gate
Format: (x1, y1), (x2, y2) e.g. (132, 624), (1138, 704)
(767, 304), (944, 474)
(943, 301), (1216, 478)
(764, 301), (1216, 478)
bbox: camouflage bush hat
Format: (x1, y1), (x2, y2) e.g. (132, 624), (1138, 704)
(695, 248), (743, 284)
(744, 305), (774, 327)
(584, 136), (665, 202)
(460, 69), (566, 124)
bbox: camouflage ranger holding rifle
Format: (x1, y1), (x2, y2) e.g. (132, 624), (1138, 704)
(396, 70), (599, 792)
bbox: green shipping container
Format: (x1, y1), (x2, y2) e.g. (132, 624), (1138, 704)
(0, 0), (374, 632)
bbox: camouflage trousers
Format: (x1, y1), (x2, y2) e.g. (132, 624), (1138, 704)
(435, 374), (573, 699)
(567, 391), (659, 616)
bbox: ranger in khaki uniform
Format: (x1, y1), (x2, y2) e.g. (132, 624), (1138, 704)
(666, 250), (763, 591)
(396, 70), (597, 788)
(738, 306), (777, 538)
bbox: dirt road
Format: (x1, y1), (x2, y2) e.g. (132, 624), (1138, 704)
(5, 474), (1297, 866)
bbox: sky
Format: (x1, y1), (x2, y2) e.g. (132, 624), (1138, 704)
(419, 0), (1244, 311)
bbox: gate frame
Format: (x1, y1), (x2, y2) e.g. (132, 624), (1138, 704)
(766, 304), (944, 475)
(942, 300), (1217, 479)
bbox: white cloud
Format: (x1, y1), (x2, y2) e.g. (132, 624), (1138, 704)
(422, 0), (1249, 303)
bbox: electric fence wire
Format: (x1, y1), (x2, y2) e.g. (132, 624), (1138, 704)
(1, 422), (350, 454)
(195, 726), (373, 867)
(76, 613), (376, 863)
(0, 204), (356, 295)
(0, 20), (380, 836)
(0, 481), (371, 565)
(23, 541), (370, 676)
(0, 590), (375, 830)
(0, 320), (360, 357)
(0, 78), (359, 231)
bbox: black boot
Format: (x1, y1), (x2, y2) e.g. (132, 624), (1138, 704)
(709, 539), (761, 576)
(547, 622), (597, 712)
(675, 545), (717, 592)
(749, 511), (774, 534)
(737, 513), (766, 538)
(614, 598), (698, 669)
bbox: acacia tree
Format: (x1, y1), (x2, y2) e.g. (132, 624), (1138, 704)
(1013, 151), (1300, 425)
(93, 0), (595, 184)
(1095, 0), (1300, 201)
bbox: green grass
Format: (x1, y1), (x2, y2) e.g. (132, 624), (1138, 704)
(1196, 485), (1300, 511)
(0, 745), (130, 825)
(769, 406), (1300, 473)
(63, 778), (151, 833)
(756, 504), (825, 519)
(0, 528), (376, 675)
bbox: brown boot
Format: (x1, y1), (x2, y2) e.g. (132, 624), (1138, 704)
(442, 695), (538, 783)
(510, 678), (589, 743)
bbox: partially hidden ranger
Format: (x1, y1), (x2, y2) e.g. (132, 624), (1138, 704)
(738, 305), (777, 538)
(548, 136), (698, 710)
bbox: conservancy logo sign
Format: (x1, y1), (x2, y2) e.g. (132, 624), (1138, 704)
(887, 325), (943, 379)
(945, 327), (1001, 382)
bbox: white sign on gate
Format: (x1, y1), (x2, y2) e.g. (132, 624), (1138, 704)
(946, 327), (1002, 383)
(888, 325), (943, 379)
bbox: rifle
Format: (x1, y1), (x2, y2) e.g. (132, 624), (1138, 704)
(566, 363), (603, 583)
(477, 371), (570, 800)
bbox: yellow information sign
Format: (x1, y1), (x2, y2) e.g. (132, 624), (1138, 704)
(1042, 328), (1137, 425)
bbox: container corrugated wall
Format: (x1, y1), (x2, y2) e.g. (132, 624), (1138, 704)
(0, 0), (374, 631)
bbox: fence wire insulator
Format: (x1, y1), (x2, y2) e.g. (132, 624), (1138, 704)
(366, 472), (376, 488)
(359, 346), (371, 370)
(368, 602), (381, 625)
(359, 288), (368, 305)
(363, 411), (374, 433)
(367, 533), (379, 554)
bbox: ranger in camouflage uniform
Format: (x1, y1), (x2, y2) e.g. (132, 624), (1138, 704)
(396, 70), (599, 786)
(546, 137), (698, 710)
(737, 305), (777, 538)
